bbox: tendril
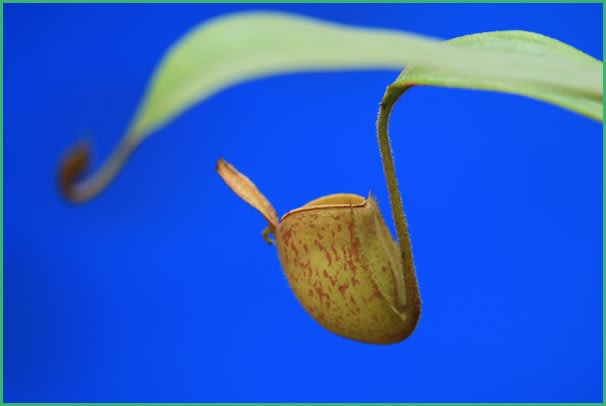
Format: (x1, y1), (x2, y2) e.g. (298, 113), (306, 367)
(376, 84), (421, 330)
(57, 136), (138, 203)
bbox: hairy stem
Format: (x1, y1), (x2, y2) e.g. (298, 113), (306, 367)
(376, 84), (421, 333)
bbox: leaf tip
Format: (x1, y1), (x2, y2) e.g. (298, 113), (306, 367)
(57, 141), (92, 204)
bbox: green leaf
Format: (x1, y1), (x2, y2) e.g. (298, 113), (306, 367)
(59, 11), (602, 202)
(385, 30), (603, 121)
(132, 12), (601, 140)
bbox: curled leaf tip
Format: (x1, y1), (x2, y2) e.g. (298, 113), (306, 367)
(57, 136), (139, 204)
(58, 141), (92, 203)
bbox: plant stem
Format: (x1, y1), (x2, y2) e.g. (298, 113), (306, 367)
(376, 84), (421, 332)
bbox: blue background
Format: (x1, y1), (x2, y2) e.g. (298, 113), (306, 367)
(4, 3), (602, 402)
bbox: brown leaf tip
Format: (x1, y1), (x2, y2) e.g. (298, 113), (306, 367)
(58, 141), (91, 203)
